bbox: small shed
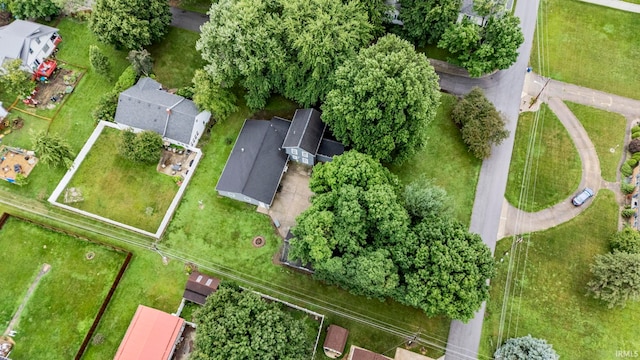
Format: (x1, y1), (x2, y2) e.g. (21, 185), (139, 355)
(182, 271), (220, 305)
(114, 305), (185, 360)
(323, 325), (349, 358)
(348, 345), (393, 360)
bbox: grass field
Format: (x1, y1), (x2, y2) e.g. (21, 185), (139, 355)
(148, 26), (206, 89)
(480, 191), (640, 358)
(175, 0), (213, 13)
(0, 112), (50, 149)
(389, 93), (482, 224)
(0, 216), (126, 360)
(531, 0), (640, 99)
(505, 104), (582, 212)
(61, 127), (178, 232)
(566, 102), (627, 182)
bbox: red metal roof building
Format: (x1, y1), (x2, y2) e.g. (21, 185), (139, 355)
(114, 305), (185, 360)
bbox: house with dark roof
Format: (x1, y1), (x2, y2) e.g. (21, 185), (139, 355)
(216, 117), (291, 209)
(348, 345), (393, 360)
(114, 77), (211, 148)
(183, 271), (220, 305)
(323, 325), (349, 358)
(114, 305), (185, 360)
(0, 20), (61, 72)
(282, 108), (326, 165)
(216, 109), (344, 209)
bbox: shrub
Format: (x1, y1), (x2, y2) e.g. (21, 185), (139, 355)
(629, 138), (640, 154)
(494, 335), (559, 360)
(632, 125), (640, 133)
(92, 91), (118, 123)
(176, 86), (195, 99)
(621, 208), (637, 219)
(119, 129), (163, 163)
(89, 45), (111, 77)
(621, 163), (633, 177)
(621, 181), (636, 195)
(632, 131), (640, 139)
(114, 66), (138, 92)
(626, 158), (638, 168)
(632, 152), (640, 162)
(611, 227), (640, 253)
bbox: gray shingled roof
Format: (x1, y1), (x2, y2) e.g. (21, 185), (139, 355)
(282, 108), (325, 154)
(114, 77), (208, 145)
(0, 20), (58, 67)
(317, 138), (345, 158)
(216, 118), (291, 205)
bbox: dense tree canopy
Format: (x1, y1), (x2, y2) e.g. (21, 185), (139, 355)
(399, 0), (461, 46)
(191, 285), (313, 360)
(126, 49), (153, 77)
(31, 131), (75, 169)
(9, 0), (60, 20)
(118, 129), (163, 163)
(452, 87), (509, 159)
(0, 59), (36, 98)
(494, 335), (559, 360)
(89, 45), (111, 77)
(587, 252), (640, 308)
(192, 69), (238, 122)
(290, 151), (494, 320)
(322, 34), (440, 163)
(404, 176), (451, 222)
(610, 227), (640, 254)
(438, 13), (524, 77)
(90, 0), (171, 50)
(196, 0), (373, 109)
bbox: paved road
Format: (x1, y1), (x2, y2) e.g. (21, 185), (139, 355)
(443, 0), (541, 357)
(170, 6), (208, 32)
(578, 0), (640, 12)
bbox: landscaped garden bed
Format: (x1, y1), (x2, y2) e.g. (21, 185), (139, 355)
(0, 215), (127, 360)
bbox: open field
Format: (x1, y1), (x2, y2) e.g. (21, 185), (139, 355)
(389, 93), (482, 224)
(531, 0), (640, 99)
(480, 191), (640, 358)
(565, 102), (626, 182)
(0, 112), (49, 150)
(0, 216), (126, 360)
(505, 104), (581, 212)
(61, 127), (178, 232)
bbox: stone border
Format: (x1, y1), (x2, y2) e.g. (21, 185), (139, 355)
(48, 121), (203, 239)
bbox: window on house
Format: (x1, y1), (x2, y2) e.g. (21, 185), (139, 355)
(43, 44), (50, 53)
(29, 48), (33, 54)
(302, 152), (308, 158)
(35, 38), (41, 44)
(291, 148), (298, 155)
(34, 59), (40, 66)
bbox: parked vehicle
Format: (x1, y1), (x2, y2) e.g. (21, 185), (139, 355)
(572, 188), (594, 206)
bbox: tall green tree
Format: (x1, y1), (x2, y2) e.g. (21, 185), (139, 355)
(196, 0), (286, 110)
(322, 34), (440, 163)
(31, 130), (75, 169)
(192, 69), (238, 122)
(280, 0), (374, 106)
(587, 252), (640, 308)
(452, 87), (509, 159)
(404, 176), (451, 222)
(9, 0), (60, 20)
(474, 0), (506, 17)
(438, 13), (523, 77)
(89, 45), (111, 77)
(90, 0), (171, 50)
(126, 49), (153, 77)
(494, 335), (559, 360)
(401, 217), (494, 321)
(399, 0), (461, 46)
(191, 285), (314, 360)
(0, 59), (36, 98)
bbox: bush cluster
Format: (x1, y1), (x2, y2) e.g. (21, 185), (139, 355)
(92, 66), (139, 123)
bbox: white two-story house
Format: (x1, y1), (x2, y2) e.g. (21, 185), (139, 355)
(0, 20), (62, 73)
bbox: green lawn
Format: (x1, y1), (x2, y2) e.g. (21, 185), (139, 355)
(149, 26), (206, 89)
(531, 0), (640, 99)
(61, 127), (178, 232)
(505, 104), (582, 212)
(480, 191), (640, 358)
(389, 93), (482, 224)
(0, 112), (50, 149)
(175, 0), (213, 14)
(565, 102), (626, 182)
(0, 216), (126, 360)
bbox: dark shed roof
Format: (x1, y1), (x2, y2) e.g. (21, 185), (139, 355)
(282, 108), (325, 154)
(183, 272), (220, 305)
(324, 325), (349, 354)
(349, 346), (392, 360)
(317, 138), (345, 158)
(216, 118), (291, 205)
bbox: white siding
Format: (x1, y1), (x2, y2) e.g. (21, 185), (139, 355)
(26, 34), (56, 71)
(190, 111), (211, 146)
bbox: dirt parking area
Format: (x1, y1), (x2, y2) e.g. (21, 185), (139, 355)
(268, 162), (314, 238)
